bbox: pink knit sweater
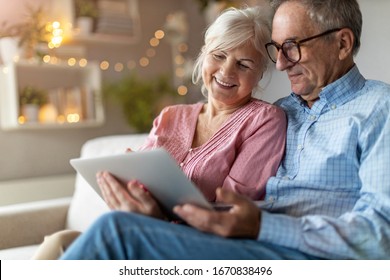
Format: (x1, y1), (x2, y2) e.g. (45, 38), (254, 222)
(139, 99), (286, 201)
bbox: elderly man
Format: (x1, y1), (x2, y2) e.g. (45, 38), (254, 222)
(61, 0), (390, 260)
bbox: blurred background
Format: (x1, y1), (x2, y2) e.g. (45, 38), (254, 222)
(0, 0), (388, 204)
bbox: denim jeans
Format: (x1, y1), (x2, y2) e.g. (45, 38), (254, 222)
(60, 211), (320, 260)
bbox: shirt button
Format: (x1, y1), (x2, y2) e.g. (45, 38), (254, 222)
(282, 176), (290, 180)
(188, 148), (193, 152)
(180, 162), (184, 167)
(331, 104), (337, 110)
(309, 115), (317, 121)
(268, 196), (276, 202)
(297, 144), (303, 150)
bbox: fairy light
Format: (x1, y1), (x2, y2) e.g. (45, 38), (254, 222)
(79, 58), (88, 67)
(100, 61), (110, 70)
(177, 43), (188, 53)
(149, 37), (160, 47)
(47, 21), (63, 49)
(177, 85), (188, 96)
(175, 54), (185, 65)
(139, 57), (149, 67)
(76, 23), (186, 80)
(146, 48), (156, 57)
(66, 113), (80, 123)
(68, 58), (77, 66)
(43, 55), (51, 63)
(114, 63), (124, 72)
(18, 116), (26, 124)
(155, 30), (165, 39)
(34, 15), (192, 97)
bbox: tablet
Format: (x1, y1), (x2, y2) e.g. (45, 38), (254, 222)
(70, 148), (215, 219)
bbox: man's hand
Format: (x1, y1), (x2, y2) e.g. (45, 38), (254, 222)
(173, 188), (261, 239)
(96, 171), (166, 219)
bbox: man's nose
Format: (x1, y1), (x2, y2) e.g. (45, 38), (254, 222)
(275, 50), (294, 71)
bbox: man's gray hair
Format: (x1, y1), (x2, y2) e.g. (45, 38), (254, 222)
(270, 0), (362, 55)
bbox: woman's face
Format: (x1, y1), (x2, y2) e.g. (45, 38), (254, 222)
(202, 42), (263, 106)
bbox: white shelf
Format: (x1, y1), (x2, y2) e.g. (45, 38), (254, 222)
(0, 60), (105, 130)
(70, 32), (140, 45)
(70, 0), (141, 45)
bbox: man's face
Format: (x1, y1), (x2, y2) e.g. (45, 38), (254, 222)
(271, 2), (341, 106)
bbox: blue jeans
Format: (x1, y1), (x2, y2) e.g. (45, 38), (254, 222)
(60, 211), (320, 260)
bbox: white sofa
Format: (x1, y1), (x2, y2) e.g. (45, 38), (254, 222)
(0, 133), (148, 260)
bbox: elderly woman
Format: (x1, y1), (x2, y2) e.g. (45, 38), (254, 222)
(34, 5), (286, 259)
(132, 5), (286, 202)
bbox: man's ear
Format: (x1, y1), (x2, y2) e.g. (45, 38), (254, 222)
(338, 28), (355, 60)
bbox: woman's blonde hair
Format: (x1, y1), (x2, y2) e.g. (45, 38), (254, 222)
(192, 5), (273, 96)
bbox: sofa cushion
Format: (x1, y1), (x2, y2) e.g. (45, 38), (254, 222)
(0, 245), (39, 260)
(65, 134), (148, 232)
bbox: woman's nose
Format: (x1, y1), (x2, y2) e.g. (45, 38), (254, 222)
(219, 60), (235, 77)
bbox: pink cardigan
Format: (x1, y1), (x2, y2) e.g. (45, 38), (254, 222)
(139, 99), (286, 201)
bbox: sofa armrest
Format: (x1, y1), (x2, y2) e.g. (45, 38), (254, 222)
(66, 134), (148, 231)
(0, 198), (71, 250)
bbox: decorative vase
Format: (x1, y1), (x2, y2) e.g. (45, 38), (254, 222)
(22, 104), (40, 123)
(0, 37), (20, 64)
(77, 17), (94, 35)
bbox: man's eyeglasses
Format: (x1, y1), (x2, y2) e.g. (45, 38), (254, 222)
(265, 28), (342, 64)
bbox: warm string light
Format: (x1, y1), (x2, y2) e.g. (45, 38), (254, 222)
(38, 27), (168, 69)
(46, 21), (64, 49)
(173, 42), (189, 95)
(37, 22), (191, 95)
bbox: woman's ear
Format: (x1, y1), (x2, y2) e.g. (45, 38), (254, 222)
(338, 28), (355, 60)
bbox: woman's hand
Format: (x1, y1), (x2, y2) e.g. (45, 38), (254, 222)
(96, 171), (166, 220)
(173, 188), (261, 238)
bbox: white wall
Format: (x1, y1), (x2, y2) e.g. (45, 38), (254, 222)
(355, 0), (390, 83)
(260, 0), (390, 104)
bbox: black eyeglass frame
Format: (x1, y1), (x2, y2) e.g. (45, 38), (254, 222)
(265, 28), (343, 63)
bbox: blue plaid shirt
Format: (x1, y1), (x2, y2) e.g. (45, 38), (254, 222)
(259, 65), (390, 259)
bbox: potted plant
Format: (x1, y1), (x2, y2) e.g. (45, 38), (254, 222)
(103, 73), (184, 132)
(19, 85), (48, 122)
(18, 5), (50, 59)
(74, 0), (99, 35)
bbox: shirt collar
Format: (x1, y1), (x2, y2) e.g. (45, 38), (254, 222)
(319, 65), (365, 106)
(290, 65), (366, 109)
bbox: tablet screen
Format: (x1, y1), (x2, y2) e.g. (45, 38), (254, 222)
(70, 148), (214, 219)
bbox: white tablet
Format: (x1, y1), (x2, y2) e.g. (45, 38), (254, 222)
(70, 148), (215, 219)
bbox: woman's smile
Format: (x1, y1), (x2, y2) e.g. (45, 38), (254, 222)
(214, 77), (236, 88)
